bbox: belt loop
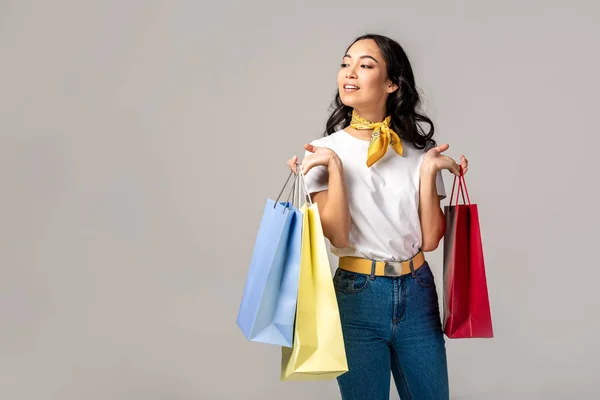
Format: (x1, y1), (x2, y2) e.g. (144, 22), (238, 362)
(409, 258), (416, 278)
(370, 260), (376, 280)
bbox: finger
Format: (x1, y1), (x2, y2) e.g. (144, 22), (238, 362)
(300, 160), (310, 175)
(442, 155), (457, 165)
(304, 143), (318, 153)
(288, 156), (298, 173)
(435, 143), (450, 153)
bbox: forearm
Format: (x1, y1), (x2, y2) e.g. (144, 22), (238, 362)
(320, 157), (351, 248)
(418, 164), (446, 252)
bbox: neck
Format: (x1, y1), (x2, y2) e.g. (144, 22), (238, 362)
(353, 108), (386, 123)
(344, 107), (388, 141)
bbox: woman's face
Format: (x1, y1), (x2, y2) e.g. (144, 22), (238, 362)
(337, 39), (397, 113)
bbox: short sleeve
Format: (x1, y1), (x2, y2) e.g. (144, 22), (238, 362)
(435, 169), (447, 200)
(301, 141), (329, 195)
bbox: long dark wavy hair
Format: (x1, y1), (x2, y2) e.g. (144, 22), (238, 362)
(324, 33), (435, 150)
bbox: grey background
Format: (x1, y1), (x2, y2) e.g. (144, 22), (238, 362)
(1, 0), (599, 399)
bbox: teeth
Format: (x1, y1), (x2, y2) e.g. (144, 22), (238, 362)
(345, 85), (358, 89)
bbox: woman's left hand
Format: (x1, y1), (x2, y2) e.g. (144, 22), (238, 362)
(421, 144), (468, 176)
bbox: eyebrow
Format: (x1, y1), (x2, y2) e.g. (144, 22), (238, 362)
(343, 54), (379, 63)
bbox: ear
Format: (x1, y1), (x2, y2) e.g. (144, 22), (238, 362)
(387, 82), (399, 94)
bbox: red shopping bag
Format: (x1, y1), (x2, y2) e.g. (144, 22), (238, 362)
(442, 169), (493, 339)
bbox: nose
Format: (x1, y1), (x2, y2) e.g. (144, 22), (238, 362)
(345, 65), (357, 79)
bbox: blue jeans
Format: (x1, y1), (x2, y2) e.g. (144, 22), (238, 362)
(333, 261), (449, 400)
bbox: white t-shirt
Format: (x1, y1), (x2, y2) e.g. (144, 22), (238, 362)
(302, 128), (446, 262)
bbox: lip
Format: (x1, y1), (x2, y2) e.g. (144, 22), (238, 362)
(343, 82), (360, 92)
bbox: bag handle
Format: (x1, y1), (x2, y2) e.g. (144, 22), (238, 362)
(449, 166), (472, 206)
(297, 162), (313, 207)
(274, 169), (299, 212)
(273, 162), (313, 212)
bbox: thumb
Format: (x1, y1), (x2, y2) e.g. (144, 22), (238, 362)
(435, 143), (450, 153)
(304, 143), (318, 153)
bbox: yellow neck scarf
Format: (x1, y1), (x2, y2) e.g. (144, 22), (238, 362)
(350, 110), (403, 167)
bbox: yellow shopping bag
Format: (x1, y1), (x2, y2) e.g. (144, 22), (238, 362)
(280, 201), (348, 381)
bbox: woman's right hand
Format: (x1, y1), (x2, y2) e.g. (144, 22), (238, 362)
(287, 144), (339, 175)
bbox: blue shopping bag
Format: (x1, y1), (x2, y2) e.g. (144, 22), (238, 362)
(236, 171), (303, 347)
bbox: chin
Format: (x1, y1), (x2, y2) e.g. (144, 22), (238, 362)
(339, 93), (362, 109)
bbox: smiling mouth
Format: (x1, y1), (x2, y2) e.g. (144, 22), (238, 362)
(343, 84), (360, 92)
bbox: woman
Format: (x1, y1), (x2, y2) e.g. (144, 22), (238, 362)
(287, 34), (468, 400)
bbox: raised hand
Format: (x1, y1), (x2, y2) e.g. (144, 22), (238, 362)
(287, 144), (339, 175)
(422, 144), (468, 176)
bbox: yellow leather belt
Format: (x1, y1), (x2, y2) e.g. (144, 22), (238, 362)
(338, 251), (425, 277)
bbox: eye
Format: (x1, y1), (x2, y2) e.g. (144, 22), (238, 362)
(340, 63), (348, 68)
(361, 65), (373, 69)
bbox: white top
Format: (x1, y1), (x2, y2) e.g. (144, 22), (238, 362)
(302, 129), (446, 262)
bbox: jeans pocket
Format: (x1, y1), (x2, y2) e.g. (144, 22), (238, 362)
(333, 268), (370, 294)
(414, 262), (435, 289)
